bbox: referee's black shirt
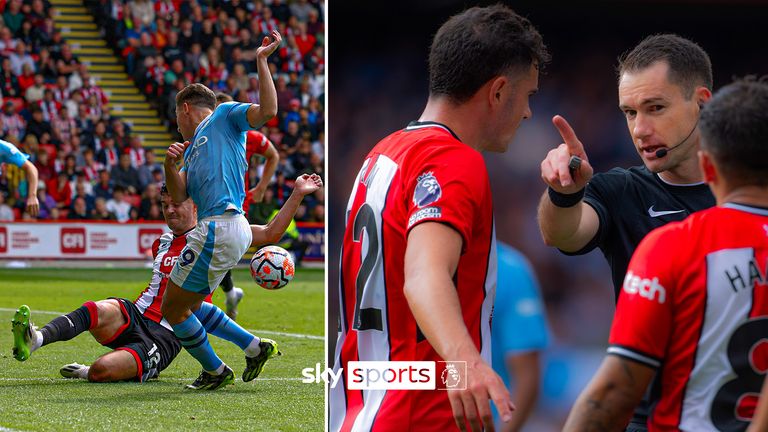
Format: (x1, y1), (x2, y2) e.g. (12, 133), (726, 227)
(565, 165), (715, 300)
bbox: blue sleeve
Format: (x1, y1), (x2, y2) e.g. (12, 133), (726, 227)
(224, 102), (255, 132)
(493, 251), (550, 354)
(0, 139), (29, 167)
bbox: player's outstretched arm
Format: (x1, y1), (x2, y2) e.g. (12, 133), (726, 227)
(748, 377), (768, 432)
(246, 30), (281, 129)
(21, 160), (39, 216)
(248, 142), (279, 203)
(164, 141), (189, 202)
(538, 115), (599, 252)
(404, 222), (515, 432)
(250, 173), (322, 246)
(563, 355), (654, 431)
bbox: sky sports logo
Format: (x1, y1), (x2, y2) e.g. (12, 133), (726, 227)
(302, 361), (467, 390)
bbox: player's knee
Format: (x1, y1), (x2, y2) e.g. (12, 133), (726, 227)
(87, 361), (114, 382)
(160, 299), (190, 324)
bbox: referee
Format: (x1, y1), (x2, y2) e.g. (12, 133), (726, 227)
(537, 34), (716, 431)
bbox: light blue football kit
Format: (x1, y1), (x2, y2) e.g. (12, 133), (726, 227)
(0, 139), (30, 167)
(169, 102), (254, 295)
(491, 243), (550, 424)
(168, 102), (260, 375)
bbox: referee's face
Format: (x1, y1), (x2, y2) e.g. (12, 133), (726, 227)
(619, 61), (700, 173)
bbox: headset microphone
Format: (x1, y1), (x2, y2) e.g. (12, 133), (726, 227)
(655, 103), (702, 158)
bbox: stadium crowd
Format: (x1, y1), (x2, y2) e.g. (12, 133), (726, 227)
(0, 0), (325, 224)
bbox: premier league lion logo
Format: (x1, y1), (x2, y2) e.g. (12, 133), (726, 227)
(413, 172), (442, 208)
(441, 363), (461, 389)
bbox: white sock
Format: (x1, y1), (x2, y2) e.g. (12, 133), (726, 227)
(244, 337), (261, 358)
(30, 330), (43, 352)
(226, 288), (239, 300)
(76, 365), (90, 379)
(207, 363), (227, 376)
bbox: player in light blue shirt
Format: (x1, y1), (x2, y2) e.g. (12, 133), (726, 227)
(159, 30), (323, 391)
(492, 242), (551, 431)
(0, 138), (39, 216)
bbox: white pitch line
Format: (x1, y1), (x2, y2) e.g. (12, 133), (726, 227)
(0, 427), (23, 432)
(0, 308), (323, 341)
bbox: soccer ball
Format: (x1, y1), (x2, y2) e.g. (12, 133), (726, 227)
(250, 245), (295, 290)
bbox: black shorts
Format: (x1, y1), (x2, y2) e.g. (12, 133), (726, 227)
(101, 298), (181, 382)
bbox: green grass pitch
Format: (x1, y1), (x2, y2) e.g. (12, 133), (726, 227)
(0, 267), (325, 431)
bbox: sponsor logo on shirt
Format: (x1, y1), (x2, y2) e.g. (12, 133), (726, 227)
(408, 206), (442, 228)
(623, 270), (667, 304)
(413, 172), (442, 208)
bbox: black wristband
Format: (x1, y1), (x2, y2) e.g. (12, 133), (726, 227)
(548, 186), (585, 208)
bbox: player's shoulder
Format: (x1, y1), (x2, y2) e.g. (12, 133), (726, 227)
(590, 165), (644, 185)
(0, 139), (16, 152)
(212, 101), (247, 120)
(378, 122), (475, 157)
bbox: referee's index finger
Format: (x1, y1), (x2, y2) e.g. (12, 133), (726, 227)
(552, 115), (584, 155)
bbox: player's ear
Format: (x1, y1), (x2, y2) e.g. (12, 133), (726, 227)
(488, 75), (507, 107)
(698, 150), (717, 184)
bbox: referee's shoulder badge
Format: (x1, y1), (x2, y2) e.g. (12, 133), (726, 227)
(413, 172), (442, 208)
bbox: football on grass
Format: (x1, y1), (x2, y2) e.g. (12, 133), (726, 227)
(250, 245), (295, 290)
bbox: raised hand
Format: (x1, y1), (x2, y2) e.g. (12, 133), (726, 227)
(293, 173), (323, 196)
(165, 141), (190, 167)
(540, 115), (594, 194)
(256, 30), (282, 59)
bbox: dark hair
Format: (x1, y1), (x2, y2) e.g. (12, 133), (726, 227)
(618, 34), (712, 98)
(216, 92), (234, 104)
(176, 83), (216, 110)
(699, 76), (768, 186)
(428, 5), (549, 103)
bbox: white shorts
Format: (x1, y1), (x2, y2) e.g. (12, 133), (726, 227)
(169, 213), (252, 295)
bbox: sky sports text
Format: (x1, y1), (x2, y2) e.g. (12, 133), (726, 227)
(301, 361), (467, 390)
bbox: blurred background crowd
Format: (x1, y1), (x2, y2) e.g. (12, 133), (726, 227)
(329, 1), (767, 429)
(0, 0), (324, 224)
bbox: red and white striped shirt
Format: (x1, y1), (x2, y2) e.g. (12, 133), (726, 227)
(134, 230), (213, 330)
(609, 203), (768, 430)
(81, 85), (109, 107)
(38, 100), (61, 122)
(128, 147), (146, 168)
(53, 87), (71, 104)
(331, 122), (497, 432)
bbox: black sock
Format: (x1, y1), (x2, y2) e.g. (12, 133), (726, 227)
(40, 305), (92, 346)
(220, 270), (233, 293)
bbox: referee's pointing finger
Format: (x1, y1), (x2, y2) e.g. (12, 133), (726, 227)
(552, 115), (585, 157)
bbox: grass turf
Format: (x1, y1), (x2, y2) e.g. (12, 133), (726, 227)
(0, 267), (325, 431)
